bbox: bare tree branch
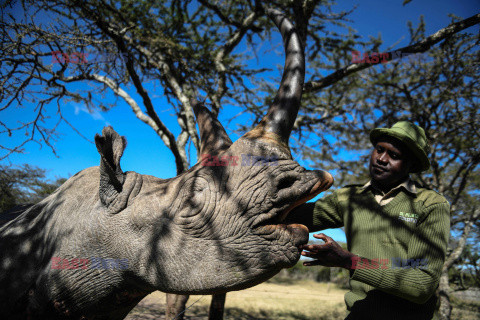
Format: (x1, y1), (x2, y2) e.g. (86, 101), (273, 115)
(304, 13), (480, 93)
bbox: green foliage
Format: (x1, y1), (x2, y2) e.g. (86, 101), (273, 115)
(0, 164), (66, 212)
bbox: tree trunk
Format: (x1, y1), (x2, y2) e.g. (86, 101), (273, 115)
(437, 209), (479, 320)
(166, 293), (190, 320)
(208, 293), (226, 320)
(437, 270), (452, 320)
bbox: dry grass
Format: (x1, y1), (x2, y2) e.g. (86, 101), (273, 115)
(126, 280), (480, 320)
(126, 280), (347, 320)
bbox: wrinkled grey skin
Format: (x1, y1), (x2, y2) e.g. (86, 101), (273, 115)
(0, 9), (333, 320)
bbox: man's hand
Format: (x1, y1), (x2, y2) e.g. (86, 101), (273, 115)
(301, 233), (356, 269)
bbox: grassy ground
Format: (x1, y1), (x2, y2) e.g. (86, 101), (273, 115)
(126, 280), (348, 320)
(126, 280), (480, 320)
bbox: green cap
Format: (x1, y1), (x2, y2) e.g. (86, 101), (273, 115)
(370, 121), (430, 173)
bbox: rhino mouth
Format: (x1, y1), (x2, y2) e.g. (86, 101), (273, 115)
(253, 222), (309, 248)
(253, 171), (333, 247)
(279, 173), (333, 221)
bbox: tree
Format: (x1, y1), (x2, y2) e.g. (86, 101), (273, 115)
(0, 164), (66, 213)
(449, 244), (480, 289)
(1, 0), (479, 319)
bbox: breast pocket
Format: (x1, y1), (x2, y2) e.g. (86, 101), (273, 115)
(381, 212), (418, 253)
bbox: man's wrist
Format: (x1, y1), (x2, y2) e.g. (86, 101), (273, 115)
(342, 252), (358, 270)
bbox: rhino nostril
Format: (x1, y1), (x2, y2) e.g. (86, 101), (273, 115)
(277, 176), (297, 190)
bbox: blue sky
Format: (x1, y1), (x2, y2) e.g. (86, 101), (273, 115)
(2, 0), (478, 243)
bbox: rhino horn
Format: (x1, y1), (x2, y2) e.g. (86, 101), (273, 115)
(245, 8), (305, 148)
(192, 98), (233, 159)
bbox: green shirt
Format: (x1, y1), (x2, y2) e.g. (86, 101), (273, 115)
(304, 182), (450, 320)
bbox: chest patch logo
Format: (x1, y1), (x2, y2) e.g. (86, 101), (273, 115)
(398, 211), (418, 224)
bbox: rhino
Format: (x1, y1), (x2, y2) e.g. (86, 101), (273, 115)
(0, 8), (333, 319)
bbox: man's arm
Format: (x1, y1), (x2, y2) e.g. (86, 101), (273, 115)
(302, 201), (450, 304)
(286, 191), (344, 232)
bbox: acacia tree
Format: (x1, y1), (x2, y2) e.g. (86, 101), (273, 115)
(1, 0), (479, 319)
(1, 0), (359, 318)
(0, 0), (357, 167)
(1, 1), (360, 316)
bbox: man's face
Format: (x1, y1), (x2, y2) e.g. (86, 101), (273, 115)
(369, 136), (412, 190)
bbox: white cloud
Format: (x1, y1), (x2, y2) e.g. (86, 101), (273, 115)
(73, 104), (105, 122)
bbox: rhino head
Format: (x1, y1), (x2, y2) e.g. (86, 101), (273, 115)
(0, 8), (332, 318)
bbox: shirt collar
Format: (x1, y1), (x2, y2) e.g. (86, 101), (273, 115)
(361, 177), (417, 195)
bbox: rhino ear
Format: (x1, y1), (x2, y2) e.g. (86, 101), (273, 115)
(191, 99), (232, 160)
(94, 127), (143, 214)
(95, 126), (127, 196)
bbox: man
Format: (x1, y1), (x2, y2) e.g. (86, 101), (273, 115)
(290, 121), (450, 319)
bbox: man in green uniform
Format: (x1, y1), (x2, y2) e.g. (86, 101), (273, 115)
(290, 121), (450, 319)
